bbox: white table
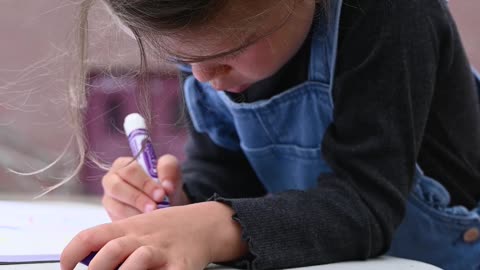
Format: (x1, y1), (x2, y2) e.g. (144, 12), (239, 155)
(0, 196), (441, 270)
(0, 257), (441, 270)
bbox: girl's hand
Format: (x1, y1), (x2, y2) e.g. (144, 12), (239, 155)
(102, 154), (189, 221)
(60, 202), (248, 270)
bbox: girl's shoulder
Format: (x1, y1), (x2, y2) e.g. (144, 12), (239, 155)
(340, 0), (455, 41)
(342, 0), (451, 22)
(336, 0), (457, 73)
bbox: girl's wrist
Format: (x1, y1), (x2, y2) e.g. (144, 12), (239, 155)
(199, 201), (248, 263)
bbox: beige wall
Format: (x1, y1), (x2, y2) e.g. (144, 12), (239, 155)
(0, 0), (478, 196)
(450, 1), (480, 68)
(0, 0), (144, 196)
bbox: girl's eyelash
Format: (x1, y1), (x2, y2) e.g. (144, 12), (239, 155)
(224, 47), (248, 59)
(165, 46), (248, 65)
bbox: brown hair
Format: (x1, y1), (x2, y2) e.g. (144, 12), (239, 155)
(36, 0), (319, 196)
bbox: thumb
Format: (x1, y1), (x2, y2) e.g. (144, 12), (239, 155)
(156, 154), (181, 196)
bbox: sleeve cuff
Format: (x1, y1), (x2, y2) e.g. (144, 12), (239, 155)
(208, 193), (259, 270)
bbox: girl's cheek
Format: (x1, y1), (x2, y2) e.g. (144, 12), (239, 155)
(235, 44), (283, 80)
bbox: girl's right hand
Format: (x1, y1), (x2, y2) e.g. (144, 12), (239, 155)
(101, 154), (189, 221)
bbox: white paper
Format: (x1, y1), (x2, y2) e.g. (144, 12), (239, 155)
(0, 200), (110, 263)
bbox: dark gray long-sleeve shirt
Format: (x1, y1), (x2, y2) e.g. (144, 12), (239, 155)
(180, 0), (480, 269)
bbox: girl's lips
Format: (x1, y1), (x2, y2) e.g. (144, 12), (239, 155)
(227, 84), (252, 93)
(210, 80), (251, 93)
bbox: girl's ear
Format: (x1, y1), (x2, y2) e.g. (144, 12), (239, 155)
(102, 0), (136, 39)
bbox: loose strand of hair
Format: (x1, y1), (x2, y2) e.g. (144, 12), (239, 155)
(33, 0), (112, 197)
(131, 28), (153, 133)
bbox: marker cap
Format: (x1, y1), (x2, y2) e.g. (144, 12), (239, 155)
(124, 113), (147, 136)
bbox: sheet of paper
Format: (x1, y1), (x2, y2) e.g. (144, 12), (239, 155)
(0, 200), (110, 264)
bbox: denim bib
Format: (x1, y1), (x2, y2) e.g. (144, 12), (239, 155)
(183, 0), (480, 268)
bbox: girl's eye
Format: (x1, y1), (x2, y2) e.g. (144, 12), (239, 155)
(165, 45), (249, 65)
(224, 47), (248, 60)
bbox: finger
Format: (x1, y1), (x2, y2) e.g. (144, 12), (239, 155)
(102, 172), (159, 213)
(102, 196), (142, 221)
(113, 158), (165, 202)
(60, 224), (124, 270)
(89, 236), (140, 270)
(111, 157), (134, 170)
(157, 155), (181, 192)
(120, 245), (167, 270)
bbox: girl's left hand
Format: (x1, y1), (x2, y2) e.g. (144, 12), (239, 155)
(60, 201), (248, 270)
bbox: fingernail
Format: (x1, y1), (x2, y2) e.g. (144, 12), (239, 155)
(162, 180), (174, 191)
(145, 204), (155, 213)
(153, 189), (163, 202)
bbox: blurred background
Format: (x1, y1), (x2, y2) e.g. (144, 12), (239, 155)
(0, 1), (478, 199)
(0, 0), (187, 198)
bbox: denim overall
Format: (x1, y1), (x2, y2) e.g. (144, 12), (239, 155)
(183, 0), (480, 268)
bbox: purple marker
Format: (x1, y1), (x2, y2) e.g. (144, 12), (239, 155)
(80, 113), (169, 268)
(123, 113), (170, 208)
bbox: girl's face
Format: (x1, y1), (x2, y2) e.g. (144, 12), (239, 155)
(122, 1), (316, 93)
(182, 0), (315, 93)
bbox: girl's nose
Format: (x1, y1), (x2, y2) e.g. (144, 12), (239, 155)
(191, 64), (232, 83)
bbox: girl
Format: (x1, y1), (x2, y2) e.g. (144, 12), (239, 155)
(60, 0), (480, 269)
